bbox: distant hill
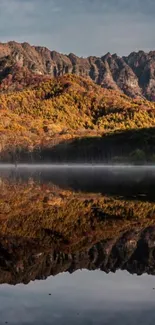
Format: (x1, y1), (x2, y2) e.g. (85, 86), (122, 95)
(0, 41), (155, 100)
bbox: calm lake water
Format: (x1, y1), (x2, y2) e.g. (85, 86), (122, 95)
(0, 165), (155, 325)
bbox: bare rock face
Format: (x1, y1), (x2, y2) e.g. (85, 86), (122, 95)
(0, 41), (155, 100)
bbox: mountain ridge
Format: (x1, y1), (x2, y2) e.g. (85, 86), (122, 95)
(1, 41), (155, 100)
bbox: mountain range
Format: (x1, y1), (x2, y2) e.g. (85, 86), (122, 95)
(1, 41), (155, 162)
(0, 41), (155, 100)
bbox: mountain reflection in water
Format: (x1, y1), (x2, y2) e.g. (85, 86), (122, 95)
(0, 166), (155, 324)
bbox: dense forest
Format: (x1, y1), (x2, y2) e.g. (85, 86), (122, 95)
(0, 74), (155, 162)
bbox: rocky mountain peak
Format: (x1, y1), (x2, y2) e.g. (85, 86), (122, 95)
(0, 41), (155, 100)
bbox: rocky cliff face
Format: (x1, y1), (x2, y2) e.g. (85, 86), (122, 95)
(0, 41), (155, 100)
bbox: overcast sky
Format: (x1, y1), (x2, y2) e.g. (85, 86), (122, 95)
(0, 0), (154, 56)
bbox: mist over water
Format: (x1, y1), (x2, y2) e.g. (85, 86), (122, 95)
(1, 164), (155, 199)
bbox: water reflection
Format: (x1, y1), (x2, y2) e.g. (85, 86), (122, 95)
(0, 166), (155, 324)
(1, 271), (155, 325)
(1, 164), (155, 199)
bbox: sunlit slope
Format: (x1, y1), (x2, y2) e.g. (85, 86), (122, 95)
(0, 74), (155, 155)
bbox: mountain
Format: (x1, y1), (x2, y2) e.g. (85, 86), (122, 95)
(0, 42), (155, 163)
(0, 41), (155, 100)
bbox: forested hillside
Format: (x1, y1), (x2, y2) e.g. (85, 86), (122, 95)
(0, 74), (155, 162)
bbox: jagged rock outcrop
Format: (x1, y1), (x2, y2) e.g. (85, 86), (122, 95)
(0, 41), (155, 100)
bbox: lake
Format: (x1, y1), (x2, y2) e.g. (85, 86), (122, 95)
(0, 165), (155, 324)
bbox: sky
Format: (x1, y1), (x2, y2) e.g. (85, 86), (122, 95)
(0, 0), (154, 57)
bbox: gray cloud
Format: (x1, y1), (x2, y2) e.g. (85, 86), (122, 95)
(0, 0), (154, 56)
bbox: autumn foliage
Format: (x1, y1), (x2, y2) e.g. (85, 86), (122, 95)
(0, 74), (155, 155)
